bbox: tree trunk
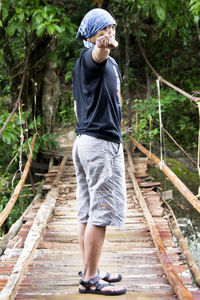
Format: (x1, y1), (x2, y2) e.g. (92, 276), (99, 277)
(42, 37), (59, 134)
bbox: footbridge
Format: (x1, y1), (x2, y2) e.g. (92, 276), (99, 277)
(1, 137), (200, 299)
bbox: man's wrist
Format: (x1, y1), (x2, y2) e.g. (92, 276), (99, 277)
(92, 46), (110, 63)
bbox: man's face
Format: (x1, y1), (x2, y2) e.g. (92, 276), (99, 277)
(88, 24), (116, 44)
(96, 24), (116, 39)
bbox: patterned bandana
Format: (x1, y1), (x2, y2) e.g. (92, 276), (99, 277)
(83, 40), (95, 48)
(76, 8), (117, 42)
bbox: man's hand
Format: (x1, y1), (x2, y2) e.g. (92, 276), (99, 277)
(96, 33), (118, 50)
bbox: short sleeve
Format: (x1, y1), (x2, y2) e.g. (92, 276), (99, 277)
(82, 48), (107, 74)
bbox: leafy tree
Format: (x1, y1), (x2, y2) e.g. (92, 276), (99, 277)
(0, 0), (76, 133)
(108, 0), (199, 151)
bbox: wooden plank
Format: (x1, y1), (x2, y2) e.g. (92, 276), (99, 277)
(127, 166), (193, 299)
(140, 181), (161, 188)
(52, 154), (69, 186)
(14, 292), (177, 299)
(0, 187), (59, 300)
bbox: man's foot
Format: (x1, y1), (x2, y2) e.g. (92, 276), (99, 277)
(99, 270), (122, 283)
(79, 275), (126, 295)
(78, 269), (122, 283)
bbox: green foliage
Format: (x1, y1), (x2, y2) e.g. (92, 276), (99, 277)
(0, 112), (21, 175)
(0, 108), (61, 235)
(32, 5), (74, 37)
(132, 96), (159, 143)
(57, 90), (76, 127)
(0, 112), (21, 144)
(0, 182), (34, 236)
(0, 0), (77, 95)
(132, 88), (198, 150)
(36, 133), (60, 153)
(0, 194), (19, 232)
(1, 0), (74, 38)
(190, 0), (200, 24)
(110, 0), (199, 157)
(125, 0), (193, 36)
(0, 110), (60, 173)
(0, 0), (78, 136)
(0, 72), (10, 94)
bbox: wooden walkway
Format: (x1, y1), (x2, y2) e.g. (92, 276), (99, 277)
(0, 146), (200, 299)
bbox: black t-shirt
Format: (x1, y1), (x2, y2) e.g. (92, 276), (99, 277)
(72, 47), (122, 143)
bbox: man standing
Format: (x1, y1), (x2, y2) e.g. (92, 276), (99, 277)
(72, 8), (126, 296)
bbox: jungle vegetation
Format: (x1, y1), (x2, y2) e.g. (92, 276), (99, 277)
(0, 0), (199, 233)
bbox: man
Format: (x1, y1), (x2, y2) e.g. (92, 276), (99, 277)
(72, 8), (126, 296)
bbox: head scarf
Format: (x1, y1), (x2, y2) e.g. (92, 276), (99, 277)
(76, 8), (117, 41)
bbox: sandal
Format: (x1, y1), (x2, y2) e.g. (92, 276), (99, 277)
(102, 271), (122, 283)
(78, 269), (122, 283)
(79, 275), (126, 295)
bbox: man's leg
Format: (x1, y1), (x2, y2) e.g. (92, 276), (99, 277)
(78, 223), (122, 282)
(82, 224), (106, 281)
(77, 223), (87, 263)
(79, 224), (124, 293)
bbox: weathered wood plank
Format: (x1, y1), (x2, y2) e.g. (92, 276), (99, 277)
(0, 187), (59, 300)
(14, 292), (177, 300)
(127, 167), (193, 299)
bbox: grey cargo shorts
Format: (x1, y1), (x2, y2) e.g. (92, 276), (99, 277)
(72, 134), (126, 228)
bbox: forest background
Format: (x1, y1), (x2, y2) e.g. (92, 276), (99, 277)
(0, 0), (199, 234)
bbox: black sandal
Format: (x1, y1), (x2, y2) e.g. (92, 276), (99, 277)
(78, 269), (122, 283)
(102, 271), (122, 283)
(79, 275), (126, 295)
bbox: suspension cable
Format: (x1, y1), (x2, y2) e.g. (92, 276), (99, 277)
(11, 104), (24, 188)
(149, 115), (152, 154)
(156, 79), (164, 167)
(150, 120), (197, 167)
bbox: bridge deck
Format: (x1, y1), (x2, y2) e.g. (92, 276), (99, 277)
(0, 146), (200, 299)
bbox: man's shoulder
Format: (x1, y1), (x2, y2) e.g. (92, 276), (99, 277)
(73, 47), (90, 70)
(75, 47), (93, 67)
(80, 47), (92, 57)
(108, 56), (118, 66)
